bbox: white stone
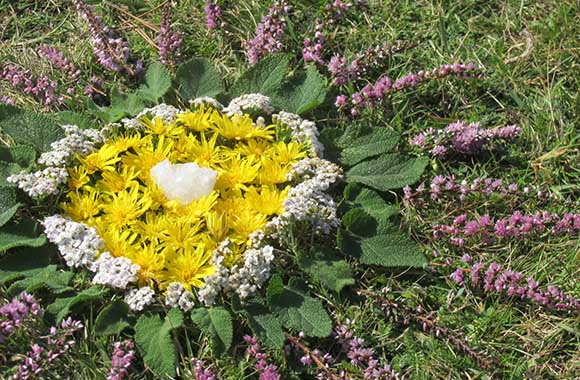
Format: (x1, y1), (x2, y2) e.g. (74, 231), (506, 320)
(150, 159), (217, 205)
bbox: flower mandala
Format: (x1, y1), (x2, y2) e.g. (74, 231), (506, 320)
(13, 95), (342, 311)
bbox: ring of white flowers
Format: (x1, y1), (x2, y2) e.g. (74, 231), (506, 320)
(10, 94), (342, 312)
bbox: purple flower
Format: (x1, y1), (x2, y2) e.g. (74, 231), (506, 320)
(204, 2), (222, 30)
(192, 358), (217, 380)
(108, 340), (135, 380)
(72, 0), (138, 75)
(347, 63), (484, 115)
(158, 3), (184, 66)
(245, 1), (289, 65)
(39, 45), (80, 78)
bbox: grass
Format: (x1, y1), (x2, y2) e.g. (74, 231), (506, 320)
(1, 0), (580, 379)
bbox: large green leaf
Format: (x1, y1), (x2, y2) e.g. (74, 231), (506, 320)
(138, 61), (172, 102)
(175, 58), (224, 100)
(298, 248), (355, 293)
(338, 227), (426, 268)
(94, 300), (135, 336)
(345, 154), (428, 191)
(191, 307), (233, 355)
(230, 54), (289, 98)
(47, 286), (108, 322)
(0, 187), (19, 227)
(0, 106), (64, 152)
(7, 265), (74, 296)
(135, 309), (184, 377)
(0, 220), (46, 252)
(338, 126), (400, 166)
(343, 183), (399, 231)
(267, 279), (332, 337)
(243, 302), (285, 349)
(273, 65), (327, 115)
(0, 246), (53, 285)
(54, 111), (94, 129)
(0, 145), (36, 168)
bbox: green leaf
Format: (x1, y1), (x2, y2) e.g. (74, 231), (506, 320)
(341, 208), (377, 237)
(0, 105), (64, 152)
(135, 309), (184, 377)
(345, 154), (428, 191)
(94, 300), (135, 336)
(0, 187), (19, 227)
(0, 145), (36, 168)
(267, 281), (332, 337)
(230, 54), (289, 98)
(338, 228), (426, 268)
(0, 246), (53, 285)
(175, 58), (225, 100)
(7, 265), (74, 296)
(299, 248), (355, 293)
(243, 302), (285, 349)
(343, 183), (399, 232)
(191, 307), (233, 355)
(54, 111), (95, 129)
(47, 286), (108, 322)
(0, 220), (46, 252)
(338, 126), (400, 166)
(273, 65), (327, 114)
(266, 273), (284, 300)
(138, 61), (172, 102)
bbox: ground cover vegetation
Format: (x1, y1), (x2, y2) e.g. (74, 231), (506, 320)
(0, 0), (579, 379)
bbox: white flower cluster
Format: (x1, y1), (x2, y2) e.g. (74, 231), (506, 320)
(189, 96), (224, 109)
(125, 287), (156, 311)
(198, 239), (275, 306)
(267, 157), (343, 237)
(38, 125), (104, 167)
(273, 111), (324, 157)
(223, 94), (275, 116)
(121, 104), (180, 130)
(7, 167), (68, 198)
(165, 282), (196, 311)
(41, 215), (104, 268)
(90, 252), (140, 289)
(7, 124), (103, 198)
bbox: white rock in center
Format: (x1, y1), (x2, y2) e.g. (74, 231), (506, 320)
(150, 159), (217, 205)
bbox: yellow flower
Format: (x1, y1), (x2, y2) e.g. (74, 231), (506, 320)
(206, 211), (229, 243)
(158, 217), (204, 252)
(107, 133), (147, 153)
(270, 141), (307, 164)
(230, 208), (267, 242)
(245, 186), (289, 215)
(141, 116), (183, 137)
(134, 213), (167, 241)
(101, 185), (153, 226)
(175, 107), (214, 132)
(215, 155), (261, 191)
(125, 241), (165, 286)
(234, 139), (273, 160)
(61, 189), (102, 222)
(213, 113), (274, 141)
(98, 227), (140, 258)
(179, 132), (223, 167)
(158, 244), (215, 291)
(165, 191), (219, 218)
(96, 165), (140, 193)
(122, 135), (173, 177)
(77, 144), (121, 174)
(257, 158), (291, 185)
(67, 166), (90, 191)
